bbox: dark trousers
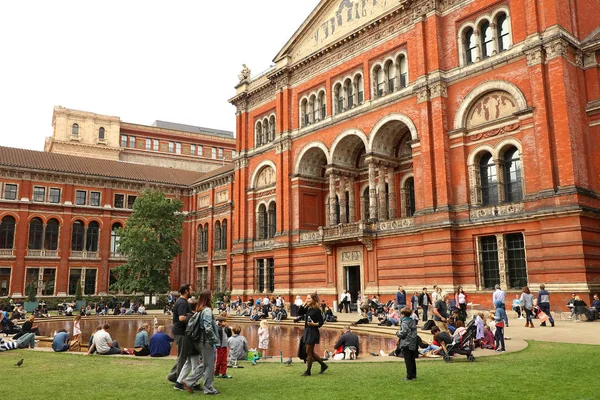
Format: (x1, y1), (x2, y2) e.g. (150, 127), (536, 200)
(167, 334), (190, 381)
(402, 348), (418, 380)
(495, 326), (505, 350)
(421, 305), (428, 321)
(539, 303), (554, 325)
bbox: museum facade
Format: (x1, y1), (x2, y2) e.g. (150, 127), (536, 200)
(1, 0), (600, 308)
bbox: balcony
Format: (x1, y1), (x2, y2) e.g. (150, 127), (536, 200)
(26, 250), (59, 258)
(212, 249), (227, 260)
(0, 249), (14, 257)
(253, 239), (274, 250)
(470, 202), (525, 221)
(70, 251), (99, 259)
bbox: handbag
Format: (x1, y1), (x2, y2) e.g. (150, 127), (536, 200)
(537, 311), (549, 323)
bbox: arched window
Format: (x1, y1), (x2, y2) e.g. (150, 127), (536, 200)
(257, 204), (268, 239)
(45, 219), (60, 251)
(269, 115), (276, 141)
(376, 66), (385, 97)
(404, 178), (416, 217)
(72, 123), (79, 136)
(203, 223), (209, 252)
(221, 220), (228, 250)
(28, 218), (43, 250)
(386, 61), (395, 93)
(334, 84), (344, 114)
(214, 221), (222, 250)
(197, 225), (203, 253)
(110, 223), (122, 255)
(345, 79), (354, 109)
(263, 119), (270, 143)
(398, 55), (408, 88)
(503, 147), (523, 203)
(355, 75), (364, 104)
(268, 202), (276, 238)
(301, 99), (309, 127)
(310, 95), (318, 123)
(256, 121), (263, 146)
(0, 216), (16, 249)
(86, 221), (100, 252)
(333, 195), (340, 225)
(98, 127), (105, 140)
(481, 21), (494, 59)
(464, 27), (478, 65)
(497, 13), (510, 52)
(480, 153), (498, 205)
(71, 220), (85, 251)
(318, 91), (327, 119)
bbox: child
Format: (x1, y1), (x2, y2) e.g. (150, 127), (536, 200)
(494, 307), (507, 352)
(73, 315), (82, 343)
(480, 326), (495, 349)
(447, 317), (456, 334)
(215, 317), (232, 378)
(258, 319), (269, 357)
(228, 325), (249, 366)
(396, 307), (418, 381)
(474, 313), (485, 345)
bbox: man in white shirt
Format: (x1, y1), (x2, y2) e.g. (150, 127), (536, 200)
(92, 324), (121, 355)
(431, 285), (439, 304)
(492, 284), (508, 327)
(275, 296), (283, 308)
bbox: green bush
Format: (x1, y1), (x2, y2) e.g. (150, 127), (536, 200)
(75, 280), (83, 300)
(26, 282), (37, 302)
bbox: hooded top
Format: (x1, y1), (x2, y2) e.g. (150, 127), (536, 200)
(397, 317), (417, 351)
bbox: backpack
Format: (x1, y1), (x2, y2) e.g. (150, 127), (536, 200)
(422, 320), (435, 330)
(185, 312), (205, 342)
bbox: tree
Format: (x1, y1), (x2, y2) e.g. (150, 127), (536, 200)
(26, 282), (37, 302)
(110, 189), (185, 303)
(75, 279), (83, 300)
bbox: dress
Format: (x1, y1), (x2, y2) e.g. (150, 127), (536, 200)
(258, 327), (269, 349)
(302, 308), (324, 345)
(73, 321), (81, 337)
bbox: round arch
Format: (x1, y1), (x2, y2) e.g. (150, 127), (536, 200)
(454, 80), (528, 130)
(330, 128), (369, 164)
(369, 113), (419, 147)
(294, 141), (330, 175)
(467, 144), (497, 166)
(249, 160), (277, 189)
(496, 137), (523, 159)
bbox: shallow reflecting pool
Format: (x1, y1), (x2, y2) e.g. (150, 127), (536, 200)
(39, 318), (397, 358)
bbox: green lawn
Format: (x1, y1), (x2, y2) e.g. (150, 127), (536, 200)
(2, 341), (598, 400)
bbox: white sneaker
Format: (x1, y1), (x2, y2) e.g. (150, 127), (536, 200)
(518, 316), (525, 320)
(379, 349), (386, 357)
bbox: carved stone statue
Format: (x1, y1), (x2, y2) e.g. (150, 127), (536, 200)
(238, 64), (251, 83)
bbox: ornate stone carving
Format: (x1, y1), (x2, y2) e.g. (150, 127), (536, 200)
(467, 91), (518, 129)
(583, 52), (598, 69)
(234, 157), (248, 170)
(198, 196), (210, 208)
(377, 217), (414, 232)
(525, 47), (544, 66)
(300, 231), (322, 242)
(429, 80), (448, 99)
(359, 237), (373, 251)
(216, 190), (229, 204)
(470, 203), (525, 220)
(415, 85), (429, 103)
(544, 39), (569, 61)
(254, 239), (274, 249)
(468, 122), (520, 142)
(275, 138), (292, 154)
(255, 166), (276, 188)
(238, 64), (251, 83)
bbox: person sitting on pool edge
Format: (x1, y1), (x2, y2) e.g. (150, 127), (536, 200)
(87, 323), (122, 355)
(331, 325), (359, 360)
(149, 325), (174, 357)
(52, 329), (76, 352)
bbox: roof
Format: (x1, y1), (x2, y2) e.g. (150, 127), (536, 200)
(151, 121), (234, 138)
(0, 146), (203, 186)
(192, 164), (235, 185)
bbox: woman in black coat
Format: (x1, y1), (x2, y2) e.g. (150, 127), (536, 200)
(297, 293), (328, 376)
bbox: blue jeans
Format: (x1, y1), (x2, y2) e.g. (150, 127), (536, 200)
(388, 318), (399, 326)
(539, 303), (554, 325)
(17, 333), (35, 349)
(421, 306), (428, 321)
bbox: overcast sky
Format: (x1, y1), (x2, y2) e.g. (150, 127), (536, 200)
(0, 0), (320, 150)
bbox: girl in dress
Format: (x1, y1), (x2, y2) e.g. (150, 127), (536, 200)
(73, 315), (82, 343)
(258, 319), (269, 357)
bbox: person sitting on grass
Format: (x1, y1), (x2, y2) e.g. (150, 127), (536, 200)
(87, 323), (122, 355)
(134, 323), (150, 356)
(149, 325), (174, 357)
(420, 328), (449, 358)
(480, 326), (495, 349)
(1, 334), (35, 351)
(228, 325), (249, 366)
(52, 329), (76, 352)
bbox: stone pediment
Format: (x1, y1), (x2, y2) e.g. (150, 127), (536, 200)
(275, 0), (409, 64)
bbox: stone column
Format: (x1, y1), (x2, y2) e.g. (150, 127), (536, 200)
(329, 172), (338, 226)
(496, 234), (507, 287)
(378, 166), (388, 221)
(368, 161), (378, 221)
(41, 224), (47, 250)
(387, 169), (397, 219)
(82, 226), (88, 252)
(490, 23), (498, 55)
(400, 187), (408, 218)
(348, 176), (356, 223)
(339, 177), (347, 224)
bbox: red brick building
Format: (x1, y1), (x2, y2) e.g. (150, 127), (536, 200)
(2, 0), (600, 310)
(227, 0), (600, 308)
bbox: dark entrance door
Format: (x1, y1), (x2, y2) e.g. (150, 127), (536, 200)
(344, 266), (360, 305)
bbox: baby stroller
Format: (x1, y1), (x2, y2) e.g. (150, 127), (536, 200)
(443, 318), (477, 363)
